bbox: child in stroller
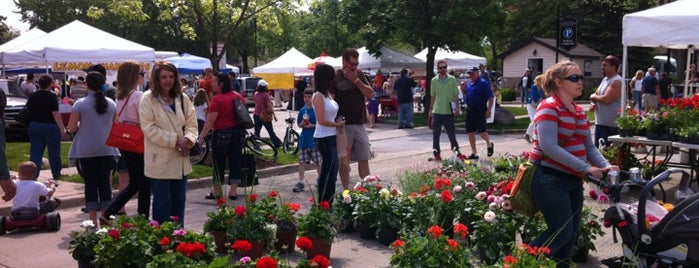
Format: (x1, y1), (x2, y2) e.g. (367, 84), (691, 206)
(0, 161), (61, 234)
(588, 168), (699, 268)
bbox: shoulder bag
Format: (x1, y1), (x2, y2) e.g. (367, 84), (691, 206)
(510, 161), (539, 217)
(259, 101), (274, 122)
(234, 97), (254, 129)
(105, 92), (144, 153)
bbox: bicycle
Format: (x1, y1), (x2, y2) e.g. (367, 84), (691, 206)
(282, 115), (300, 155)
(190, 132), (211, 165)
(245, 130), (277, 158)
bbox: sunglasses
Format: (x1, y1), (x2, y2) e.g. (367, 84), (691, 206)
(563, 74), (584, 82)
(438, 66), (447, 70)
(348, 61), (359, 67)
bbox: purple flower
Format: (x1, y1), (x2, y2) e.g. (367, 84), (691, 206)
(173, 229), (186, 236)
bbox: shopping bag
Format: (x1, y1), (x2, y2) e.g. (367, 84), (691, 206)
(510, 161), (539, 217)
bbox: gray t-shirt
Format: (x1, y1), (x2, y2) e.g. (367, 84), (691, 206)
(68, 92), (120, 159)
(595, 74), (622, 127)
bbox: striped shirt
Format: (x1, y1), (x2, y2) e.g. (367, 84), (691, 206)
(530, 95), (592, 176)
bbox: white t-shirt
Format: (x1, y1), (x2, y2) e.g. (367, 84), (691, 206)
(195, 103), (208, 121)
(13, 180), (49, 210)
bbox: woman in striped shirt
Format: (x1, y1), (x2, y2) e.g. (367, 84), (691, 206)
(528, 61), (618, 267)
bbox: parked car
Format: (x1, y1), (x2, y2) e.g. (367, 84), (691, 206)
(0, 79), (28, 141)
(236, 76), (261, 107)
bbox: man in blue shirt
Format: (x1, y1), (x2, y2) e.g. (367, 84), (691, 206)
(394, 69), (417, 129)
(641, 67), (660, 112)
(464, 67), (494, 159)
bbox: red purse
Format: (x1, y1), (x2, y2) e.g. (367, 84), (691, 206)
(106, 92), (144, 153)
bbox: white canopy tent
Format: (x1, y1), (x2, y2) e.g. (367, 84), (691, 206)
(414, 47), (486, 70)
(165, 53), (239, 74)
(1, 20), (155, 65)
(0, 28), (48, 77)
(356, 47), (425, 72)
(622, 0), (699, 108)
(252, 47), (313, 75)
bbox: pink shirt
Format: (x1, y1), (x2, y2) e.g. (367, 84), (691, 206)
(253, 92), (271, 116)
(116, 90), (143, 125)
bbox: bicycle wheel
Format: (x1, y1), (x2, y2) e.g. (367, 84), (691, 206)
(246, 136), (277, 158)
(189, 139), (209, 165)
(283, 130), (300, 155)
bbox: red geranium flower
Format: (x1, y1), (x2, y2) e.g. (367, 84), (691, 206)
(419, 184), (431, 194)
(295, 236), (313, 250)
(319, 201), (331, 209)
(232, 240), (252, 252)
(247, 193), (258, 203)
(170, 215), (179, 222)
(390, 239), (405, 249)
(255, 256), (278, 268)
(504, 255), (518, 264)
(427, 225), (442, 239)
(216, 197), (226, 206)
(234, 205), (246, 217)
(434, 177), (452, 190)
(268, 191), (278, 198)
(121, 222), (134, 229)
(447, 239), (458, 251)
(453, 223), (469, 239)
(589, 190), (598, 200)
(310, 255), (331, 268)
(176, 242), (207, 258)
(309, 197), (315, 203)
(159, 236), (170, 246)
(440, 190), (454, 203)
(108, 228), (120, 239)
(286, 202), (301, 212)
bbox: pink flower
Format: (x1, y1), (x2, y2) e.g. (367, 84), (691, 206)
(173, 229), (186, 236)
(149, 220), (160, 228)
(170, 215), (179, 222)
(598, 194), (610, 203)
(239, 256), (252, 264)
(464, 181), (476, 189)
(486, 195), (496, 203)
(108, 228), (120, 239)
(475, 191), (487, 200)
(589, 190), (598, 200)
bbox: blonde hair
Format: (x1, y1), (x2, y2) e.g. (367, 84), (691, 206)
(635, 70), (644, 79)
(542, 61), (580, 96)
(18, 161), (37, 179)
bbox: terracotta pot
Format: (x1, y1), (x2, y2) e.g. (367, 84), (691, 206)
(239, 240), (266, 260)
(305, 238), (332, 259)
(210, 231), (229, 254)
(274, 228), (297, 253)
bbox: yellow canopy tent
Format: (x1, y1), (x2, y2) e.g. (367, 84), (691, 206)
(255, 73), (295, 89)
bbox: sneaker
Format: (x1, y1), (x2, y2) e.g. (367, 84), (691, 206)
(292, 182), (305, 192)
(467, 154), (479, 160)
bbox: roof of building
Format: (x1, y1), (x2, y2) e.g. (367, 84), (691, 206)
(497, 37), (605, 59)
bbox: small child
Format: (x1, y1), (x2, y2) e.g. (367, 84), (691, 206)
(193, 89), (209, 133)
(293, 89), (321, 192)
(12, 161), (60, 214)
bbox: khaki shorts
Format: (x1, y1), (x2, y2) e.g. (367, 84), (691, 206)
(642, 94), (658, 109)
(338, 124), (371, 161)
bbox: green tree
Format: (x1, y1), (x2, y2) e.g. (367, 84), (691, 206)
(0, 16), (20, 45)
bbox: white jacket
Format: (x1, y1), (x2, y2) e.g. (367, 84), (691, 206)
(139, 91), (198, 179)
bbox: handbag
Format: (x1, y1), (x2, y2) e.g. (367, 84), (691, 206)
(234, 98), (254, 129)
(510, 161), (539, 217)
(105, 92), (144, 153)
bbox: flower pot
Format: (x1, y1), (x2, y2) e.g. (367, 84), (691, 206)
(572, 246), (589, 263)
(238, 240), (266, 260)
(377, 227), (399, 246)
(619, 128), (634, 137)
(646, 129), (674, 141)
(338, 219), (355, 233)
(306, 238), (332, 259)
(274, 228), (297, 254)
(77, 258), (95, 268)
(357, 221), (377, 239)
(679, 136), (699, 144)
(210, 231), (229, 254)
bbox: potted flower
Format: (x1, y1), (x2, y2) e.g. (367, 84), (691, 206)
(270, 198), (302, 253)
(373, 186), (404, 246)
(333, 189), (358, 233)
(572, 207), (605, 263)
(498, 244), (557, 267)
(228, 193), (277, 260)
(675, 125), (699, 144)
(203, 197), (234, 253)
(297, 199), (337, 259)
(616, 108), (642, 137)
(390, 225), (471, 267)
(68, 220), (101, 268)
(351, 175), (384, 239)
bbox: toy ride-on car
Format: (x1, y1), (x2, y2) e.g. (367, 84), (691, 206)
(0, 207), (61, 235)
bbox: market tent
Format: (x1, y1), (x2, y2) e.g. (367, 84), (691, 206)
(1, 20), (155, 65)
(621, 0), (699, 106)
(0, 28), (47, 56)
(356, 47), (425, 71)
(414, 47), (486, 70)
(252, 47), (312, 89)
(165, 53), (239, 74)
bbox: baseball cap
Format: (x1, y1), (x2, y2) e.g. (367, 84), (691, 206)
(466, 67), (479, 74)
(83, 64), (107, 76)
(258, 79), (268, 87)
(648, 67), (656, 72)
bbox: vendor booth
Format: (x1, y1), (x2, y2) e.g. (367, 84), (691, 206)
(165, 53), (239, 74)
(252, 47), (312, 89)
(414, 47), (486, 70)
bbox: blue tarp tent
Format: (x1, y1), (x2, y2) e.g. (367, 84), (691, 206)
(165, 53), (238, 74)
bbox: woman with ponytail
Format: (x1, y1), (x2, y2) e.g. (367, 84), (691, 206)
(67, 71), (120, 227)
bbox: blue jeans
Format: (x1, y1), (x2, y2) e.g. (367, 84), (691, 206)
(253, 114), (282, 147)
(212, 128), (244, 185)
(431, 114), (459, 154)
(398, 102), (414, 127)
(315, 136), (338, 203)
(633, 90), (643, 112)
(105, 151), (150, 217)
(76, 156), (114, 211)
(594, 125), (618, 148)
(531, 165), (583, 268)
(28, 121), (62, 179)
(151, 176), (188, 225)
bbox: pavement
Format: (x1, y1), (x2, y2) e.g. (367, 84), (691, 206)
(0, 101), (670, 267)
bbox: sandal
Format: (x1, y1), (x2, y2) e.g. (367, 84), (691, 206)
(487, 142), (494, 157)
(204, 192), (221, 200)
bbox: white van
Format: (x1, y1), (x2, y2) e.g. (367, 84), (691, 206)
(0, 79), (29, 140)
(653, 56), (677, 77)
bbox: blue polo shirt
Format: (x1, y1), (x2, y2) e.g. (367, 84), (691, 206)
(465, 77), (493, 109)
(297, 106), (317, 149)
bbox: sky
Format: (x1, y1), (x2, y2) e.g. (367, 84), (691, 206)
(1, 0), (30, 33)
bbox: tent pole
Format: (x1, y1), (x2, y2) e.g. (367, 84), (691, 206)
(621, 46), (627, 116)
(685, 46), (693, 97)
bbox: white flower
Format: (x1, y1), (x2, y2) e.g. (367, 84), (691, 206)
(494, 196), (504, 205)
(475, 191), (487, 200)
(501, 194), (510, 199)
(95, 228), (109, 234)
(453, 185), (463, 193)
(464, 181), (476, 189)
(379, 188), (390, 198)
(501, 200), (512, 210)
(343, 193), (353, 204)
(80, 220), (95, 228)
(484, 211), (496, 222)
(265, 223), (278, 236)
(489, 202), (499, 210)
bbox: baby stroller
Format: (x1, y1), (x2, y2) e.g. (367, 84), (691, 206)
(587, 168), (699, 268)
